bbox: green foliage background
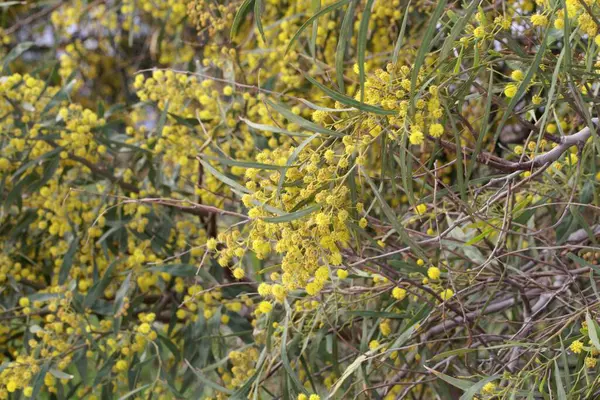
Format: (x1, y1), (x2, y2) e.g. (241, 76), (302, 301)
(1, 0), (600, 399)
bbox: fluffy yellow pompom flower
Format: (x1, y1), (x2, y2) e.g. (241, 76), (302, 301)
(511, 70), (524, 81)
(570, 340), (584, 354)
(369, 340), (380, 350)
(504, 84), (518, 98)
(138, 323), (151, 334)
(473, 26), (485, 38)
(19, 297), (30, 307)
(392, 287), (407, 300)
(427, 266), (441, 280)
(409, 129), (424, 145)
(206, 238), (218, 250)
(222, 85), (233, 96)
(586, 357), (597, 368)
(429, 123), (444, 138)
(337, 269), (349, 279)
(482, 382), (496, 394)
(232, 268), (245, 280)
(258, 301), (273, 314)
(380, 321), (392, 336)
(23, 387), (34, 397)
(116, 360), (128, 371)
(439, 288), (454, 301)
(305, 282), (320, 296)
(554, 18), (564, 30)
(530, 14), (548, 27)
(415, 203), (427, 215)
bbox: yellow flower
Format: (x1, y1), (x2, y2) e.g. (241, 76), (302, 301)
(473, 26), (485, 38)
(409, 129), (424, 145)
(392, 287), (407, 300)
(504, 84), (518, 98)
(570, 340), (584, 354)
(369, 340), (380, 350)
(258, 301), (273, 314)
(427, 266), (441, 280)
(429, 123), (444, 138)
(380, 321), (392, 336)
(206, 238), (218, 250)
(336, 269), (349, 279)
(19, 297), (30, 307)
(482, 382), (496, 394)
(439, 288), (454, 301)
(232, 267), (245, 279)
(6, 380), (17, 392)
(138, 323), (151, 334)
(359, 217), (368, 228)
(115, 360), (128, 371)
(23, 387), (34, 397)
(586, 357), (597, 368)
(415, 203), (427, 215)
(511, 70), (524, 81)
(530, 14), (548, 27)
(554, 17), (564, 29)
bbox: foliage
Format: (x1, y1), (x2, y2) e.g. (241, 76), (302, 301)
(1, 0), (600, 398)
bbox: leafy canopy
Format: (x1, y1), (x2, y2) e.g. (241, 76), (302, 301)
(1, 0), (600, 399)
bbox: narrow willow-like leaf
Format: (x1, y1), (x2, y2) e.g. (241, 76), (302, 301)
(285, 0), (352, 54)
(230, 0), (255, 39)
(358, 0), (374, 102)
(335, 0), (357, 92)
(303, 74), (395, 115)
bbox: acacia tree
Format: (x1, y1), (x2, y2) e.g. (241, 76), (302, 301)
(1, 0), (600, 398)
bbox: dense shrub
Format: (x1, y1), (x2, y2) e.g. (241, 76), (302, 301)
(1, 0), (600, 398)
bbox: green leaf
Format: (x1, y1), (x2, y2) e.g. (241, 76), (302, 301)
(147, 264), (200, 277)
(266, 100), (343, 137)
(460, 375), (501, 400)
(29, 361), (51, 399)
(586, 312), (600, 350)
(156, 100), (170, 137)
(335, 0), (357, 92)
(409, 0), (447, 105)
(438, 0), (479, 64)
(202, 154), (288, 171)
(303, 74), (395, 115)
(241, 117), (311, 137)
(231, 0), (255, 38)
(198, 158), (250, 194)
(347, 310), (407, 319)
(286, 0), (352, 54)
(262, 204), (320, 223)
(554, 360), (567, 400)
(117, 384), (151, 400)
(391, 0), (411, 71)
(357, 0), (374, 102)
(84, 260), (118, 308)
(2, 42), (34, 72)
(281, 301), (309, 395)
(254, 0), (266, 43)
(58, 235), (79, 285)
(425, 367), (472, 390)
